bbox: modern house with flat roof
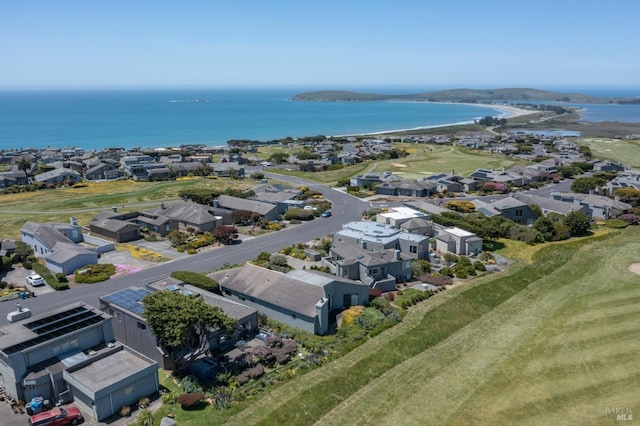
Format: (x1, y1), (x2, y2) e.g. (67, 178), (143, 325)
(434, 226), (483, 256)
(0, 303), (158, 421)
(376, 206), (429, 228)
(333, 221), (430, 260)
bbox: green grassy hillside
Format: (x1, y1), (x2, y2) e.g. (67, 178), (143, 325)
(223, 228), (640, 425)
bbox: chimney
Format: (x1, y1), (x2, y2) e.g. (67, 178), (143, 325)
(112, 206), (118, 212)
(70, 217), (78, 226)
(160, 201), (165, 210)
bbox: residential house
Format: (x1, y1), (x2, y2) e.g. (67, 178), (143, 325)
(89, 217), (141, 243)
(333, 221), (430, 260)
(21, 221), (99, 274)
(513, 193), (593, 217)
(376, 206), (429, 228)
(141, 201), (223, 234)
(212, 162), (245, 178)
(0, 170), (28, 188)
(326, 241), (413, 292)
(84, 162), (117, 181)
(34, 168), (82, 185)
(219, 264), (369, 335)
(550, 192), (631, 219)
(100, 278), (258, 370)
(374, 180), (437, 197)
(434, 226), (483, 256)
(471, 197), (537, 225)
(0, 239), (16, 257)
(0, 303), (158, 421)
(592, 160), (624, 172)
(215, 195), (279, 221)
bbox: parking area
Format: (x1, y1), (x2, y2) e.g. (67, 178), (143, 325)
(1, 267), (57, 297)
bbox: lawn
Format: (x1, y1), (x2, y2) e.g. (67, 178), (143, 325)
(577, 138), (640, 169)
(0, 178), (253, 239)
(221, 228), (640, 425)
(268, 144), (526, 184)
(366, 144), (524, 180)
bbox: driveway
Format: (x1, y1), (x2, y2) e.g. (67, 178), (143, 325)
(1, 267), (56, 297)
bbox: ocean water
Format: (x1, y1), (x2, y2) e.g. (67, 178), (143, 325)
(1, 87), (639, 151)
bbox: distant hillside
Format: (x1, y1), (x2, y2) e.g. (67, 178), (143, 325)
(292, 88), (621, 104)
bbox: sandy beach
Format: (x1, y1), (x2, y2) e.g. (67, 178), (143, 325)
(337, 102), (536, 138)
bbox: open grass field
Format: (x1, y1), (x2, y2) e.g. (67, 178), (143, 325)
(269, 144), (525, 184)
(367, 144), (524, 180)
(220, 228), (640, 425)
(577, 138), (640, 169)
(0, 178), (253, 239)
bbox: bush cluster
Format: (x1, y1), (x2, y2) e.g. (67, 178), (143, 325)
(395, 288), (432, 309)
(74, 263), (116, 284)
(284, 208), (315, 221)
(420, 273), (453, 286)
(171, 271), (220, 294)
(177, 392), (206, 407)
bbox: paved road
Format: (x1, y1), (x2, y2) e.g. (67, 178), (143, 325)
(0, 178), (367, 323)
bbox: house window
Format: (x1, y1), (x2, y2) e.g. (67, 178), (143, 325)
(410, 245), (417, 254)
(515, 209), (523, 217)
(137, 322), (146, 330)
(117, 312), (123, 322)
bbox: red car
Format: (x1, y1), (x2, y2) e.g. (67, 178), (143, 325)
(28, 406), (83, 426)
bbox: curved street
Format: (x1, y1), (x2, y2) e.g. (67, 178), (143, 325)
(0, 176), (368, 323)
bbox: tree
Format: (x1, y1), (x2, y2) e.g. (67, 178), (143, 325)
(142, 291), (236, 372)
(411, 259), (432, 277)
(533, 216), (556, 242)
(231, 209), (260, 225)
(212, 225), (238, 244)
(564, 211), (591, 236)
(571, 177), (605, 194)
(268, 152), (289, 164)
(17, 157), (31, 175)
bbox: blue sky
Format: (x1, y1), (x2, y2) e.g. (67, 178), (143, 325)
(2, 0), (639, 88)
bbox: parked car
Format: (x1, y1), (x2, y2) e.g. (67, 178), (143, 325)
(321, 210), (332, 217)
(26, 273), (45, 287)
(28, 406), (83, 426)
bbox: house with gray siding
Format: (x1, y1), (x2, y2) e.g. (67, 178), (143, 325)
(100, 279), (257, 370)
(333, 221), (430, 260)
(21, 221), (98, 275)
(434, 226), (483, 256)
(219, 264), (369, 335)
(326, 241), (413, 292)
(513, 193), (593, 218)
(215, 195), (279, 221)
(0, 303), (158, 421)
(471, 197), (537, 225)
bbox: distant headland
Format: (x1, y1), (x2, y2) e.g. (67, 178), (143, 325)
(292, 88), (640, 104)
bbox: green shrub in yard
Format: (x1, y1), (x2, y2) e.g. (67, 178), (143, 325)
(284, 208), (315, 221)
(31, 263), (69, 290)
(55, 272), (68, 282)
(171, 271), (220, 294)
(74, 264), (116, 284)
(605, 218), (629, 228)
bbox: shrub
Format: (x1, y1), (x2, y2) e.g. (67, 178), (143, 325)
(619, 214), (639, 225)
(55, 272), (68, 282)
(138, 397), (151, 408)
(420, 273), (453, 286)
(177, 392), (206, 407)
(473, 261), (486, 271)
(284, 208), (315, 221)
(74, 263), (116, 284)
(23, 260), (32, 270)
(136, 409), (154, 426)
(237, 364), (265, 385)
(171, 271), (220, 294)
(119, 405), (131, 417)
(605, 218), (629, 228)
(161, 390), (179, 405)
(479, 251), (494, 262)
(179, 375), (203, 393)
